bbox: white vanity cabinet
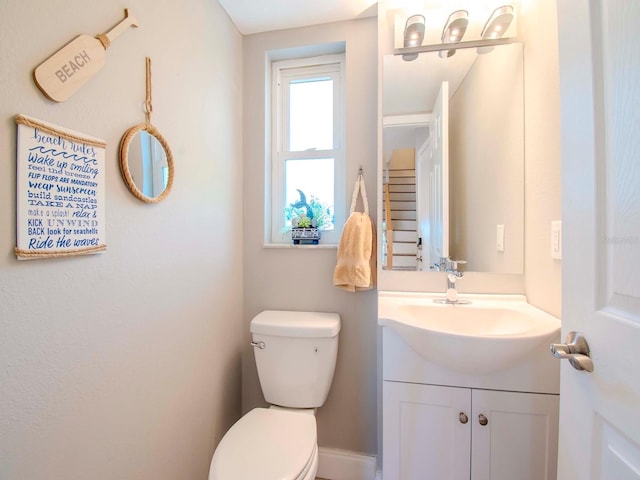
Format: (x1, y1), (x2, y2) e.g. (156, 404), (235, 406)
(383, 381), (559, 480)
(381, 325), (561, 480)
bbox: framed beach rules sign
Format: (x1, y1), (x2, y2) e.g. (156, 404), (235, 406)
(15, 114), (107, 259)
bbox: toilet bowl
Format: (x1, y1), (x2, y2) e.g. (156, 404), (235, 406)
(208, 310), (340, 480)
(209, 408), (318, 480)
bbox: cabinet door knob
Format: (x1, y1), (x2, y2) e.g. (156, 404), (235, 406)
(478, 414), (488, 426)
(459, 412), (469, 424)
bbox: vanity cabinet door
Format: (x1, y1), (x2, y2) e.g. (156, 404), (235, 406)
(470, 390), (559, 480)
(383, 381), (471, 480)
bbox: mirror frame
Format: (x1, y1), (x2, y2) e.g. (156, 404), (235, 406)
(119, 123), (174, 203)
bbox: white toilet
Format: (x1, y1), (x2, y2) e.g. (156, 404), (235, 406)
(209, 310), (341, 480)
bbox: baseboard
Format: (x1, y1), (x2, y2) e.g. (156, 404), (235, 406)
(317, 447), (377, 480)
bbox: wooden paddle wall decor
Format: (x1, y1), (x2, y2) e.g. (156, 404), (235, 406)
(33, 9), (138, 102)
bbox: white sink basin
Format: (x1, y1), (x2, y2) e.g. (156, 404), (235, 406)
(378, 292), (560, 374)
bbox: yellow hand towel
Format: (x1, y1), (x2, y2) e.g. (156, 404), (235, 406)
(333, 175), (376, 292)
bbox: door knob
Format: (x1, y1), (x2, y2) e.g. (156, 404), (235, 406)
(459, 412), (469, 424)
(550, 331), (594, 372)
(478, 414), (488, 426)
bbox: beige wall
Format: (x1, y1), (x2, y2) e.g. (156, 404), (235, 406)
(242, 18), (379, 455)
(522, 0), (562, 317)
(0, 1), (244, 479)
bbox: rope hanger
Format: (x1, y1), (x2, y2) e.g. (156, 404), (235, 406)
(144, 57), (153, 124)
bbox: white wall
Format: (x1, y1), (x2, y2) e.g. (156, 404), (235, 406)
(0, 1), (243, 479)
(522, 0), (562, 317)
(242, 18), (379, 455)
(449, 44), (525, 274)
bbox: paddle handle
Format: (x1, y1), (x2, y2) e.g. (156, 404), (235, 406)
(98, 9), (139, 49)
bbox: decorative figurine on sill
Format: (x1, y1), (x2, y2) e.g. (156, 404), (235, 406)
(291, 189), (314, 220)
(284, 189), (334, 245)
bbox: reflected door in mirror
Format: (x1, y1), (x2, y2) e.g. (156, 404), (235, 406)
(127, 130), (169, 198)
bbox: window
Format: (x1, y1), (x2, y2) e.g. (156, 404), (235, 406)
(269, 54), (345, 244)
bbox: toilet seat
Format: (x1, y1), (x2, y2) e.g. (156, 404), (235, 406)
(209, 407), (317, 480)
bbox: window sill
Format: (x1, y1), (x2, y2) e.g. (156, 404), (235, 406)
(263, 243), (338, 249)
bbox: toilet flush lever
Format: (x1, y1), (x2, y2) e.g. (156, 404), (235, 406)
(251, 341), (265, 349)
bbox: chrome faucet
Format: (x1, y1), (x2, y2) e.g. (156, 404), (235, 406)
(434, 257), (470, 304)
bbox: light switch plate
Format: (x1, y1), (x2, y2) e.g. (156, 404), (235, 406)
(496, 224), (505, 252)
(551, 221), (562, 259)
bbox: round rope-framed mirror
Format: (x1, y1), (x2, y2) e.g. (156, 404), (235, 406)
(119, 122), (174, 203)
(119, 57), (174, 203)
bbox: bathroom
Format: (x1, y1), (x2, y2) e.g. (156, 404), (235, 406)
(0, 0), (637, 479)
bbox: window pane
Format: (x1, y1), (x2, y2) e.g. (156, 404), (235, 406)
(285, 158), (334, 230)
(289, 78), (333, 151)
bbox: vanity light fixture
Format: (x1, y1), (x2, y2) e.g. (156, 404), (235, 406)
(439, 9), (469, 59)
(402, 14), (425, 61)
(478, 5), (514, 54)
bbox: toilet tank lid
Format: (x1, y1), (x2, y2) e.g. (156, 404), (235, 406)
(251, 310), (341, 338)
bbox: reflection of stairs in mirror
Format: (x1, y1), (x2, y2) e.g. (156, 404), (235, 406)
(385, 148), (418, 270)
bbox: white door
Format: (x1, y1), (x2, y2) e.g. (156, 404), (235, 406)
(557, 0), (640, 478)
(416, 137), (430, 270)
(427, 81), (449, 265)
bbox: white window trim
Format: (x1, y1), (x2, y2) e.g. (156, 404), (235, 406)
(269, 54), (346, 245)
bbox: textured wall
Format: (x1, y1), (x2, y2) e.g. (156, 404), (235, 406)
(0, 1), (244, 479)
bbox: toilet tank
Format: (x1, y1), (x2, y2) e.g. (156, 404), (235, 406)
(250, 310), (341, 408)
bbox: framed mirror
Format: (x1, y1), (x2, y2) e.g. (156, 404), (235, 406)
(382, 42), (524, 274)
(119, 123), (174, 203)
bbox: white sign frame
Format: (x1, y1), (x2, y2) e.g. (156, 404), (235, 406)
(15, 114), (107, 259)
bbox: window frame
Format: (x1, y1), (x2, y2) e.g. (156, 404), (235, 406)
(269, 54), (346, 245)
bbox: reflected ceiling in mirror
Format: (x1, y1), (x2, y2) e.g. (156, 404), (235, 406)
(119, 124), (174, 203)
(382, 42), (524, 274)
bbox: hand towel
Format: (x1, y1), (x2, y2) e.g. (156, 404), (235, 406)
(333, 175), (376, 292)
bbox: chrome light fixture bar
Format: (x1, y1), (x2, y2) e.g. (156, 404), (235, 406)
(439, 10), (469, 58)
(478, 5), (514, 54)
(402, 14), (425, 61)
(395, 5), (517, 59)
